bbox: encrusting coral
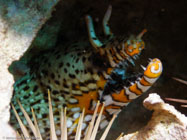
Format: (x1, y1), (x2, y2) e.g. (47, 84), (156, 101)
(0, 0), (60, 139)
(118, 93), (187, 140)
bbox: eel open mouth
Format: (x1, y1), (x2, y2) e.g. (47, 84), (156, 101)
(125, 58), (163, 99)
(103, 57), (163, 100)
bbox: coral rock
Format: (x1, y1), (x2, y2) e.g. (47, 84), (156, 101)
(120, 93), (187, 140)
(0, 0), (60, 139)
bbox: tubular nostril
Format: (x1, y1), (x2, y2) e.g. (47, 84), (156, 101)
(137, 29), (147, 39)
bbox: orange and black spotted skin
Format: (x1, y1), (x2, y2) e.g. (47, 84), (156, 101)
(10, 6), (163, 139)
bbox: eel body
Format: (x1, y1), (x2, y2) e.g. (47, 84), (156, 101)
(11, 5), (163, 139)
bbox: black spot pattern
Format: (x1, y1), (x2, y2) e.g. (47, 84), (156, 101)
(55, 80), (60, 85)
(82, 56), (86, 63)
(23, 86), (29, 91)
(66, 62), (70, 67)
(75, 69), (79, 74)
(64, 68), (67, 73)
(50, 73), (55, 79)
(52, 90), (59, 95)
(69, 74), (76, 79)
(59, 62), (64, 68)
(33, 85), (38, 92)
(75, 58), (79, 63)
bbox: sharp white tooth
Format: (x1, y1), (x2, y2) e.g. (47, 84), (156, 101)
(123, 86), (128, 90)
(130, 82), (134, 85)
(124, 62), (128, 66)
(127, 58), (135, 66)
(122, 61), (128, 67)
(140, 65), (146, 71)
(133, 56), (136, 60)
(138, 77), (142, 81)
(148, 58), (152, 61)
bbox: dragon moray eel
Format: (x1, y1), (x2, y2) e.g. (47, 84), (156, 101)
(10, 5), (163, 139)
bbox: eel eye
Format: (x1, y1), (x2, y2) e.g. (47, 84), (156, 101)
(128, 48), (133, 52)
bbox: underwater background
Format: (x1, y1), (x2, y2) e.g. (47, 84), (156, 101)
(9, 0), (187, 139)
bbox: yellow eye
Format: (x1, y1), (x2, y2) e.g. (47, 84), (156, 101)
(128, 48), (133, 52)
(128, 45), (134, 52)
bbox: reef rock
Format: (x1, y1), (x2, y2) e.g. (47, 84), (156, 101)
(119, 93), (187, 140)
(0, 0), (60, 139)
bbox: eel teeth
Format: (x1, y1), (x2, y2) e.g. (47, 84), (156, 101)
(138, 77), (142, 81)
(133, 55), (137, 60)
(124, 61), (129, 67)
(123, 86), (128, 90)
(127, 57), (135, 66)
(133, 55), (139, 60)
(140, 65), (146, 71)
(130, 82), (134, 86)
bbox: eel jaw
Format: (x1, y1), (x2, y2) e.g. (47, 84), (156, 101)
(144, 58), (163, 79)
(126, 58), (163, 100)
(103, 58), (162, 102)
(94, 58), (162, 118)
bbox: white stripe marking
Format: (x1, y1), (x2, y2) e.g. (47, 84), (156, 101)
(137, 81), (150, 92)
(126, 88), (138, 100)
(144, 76), (158, 84)
(151, 63), (162, 73)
